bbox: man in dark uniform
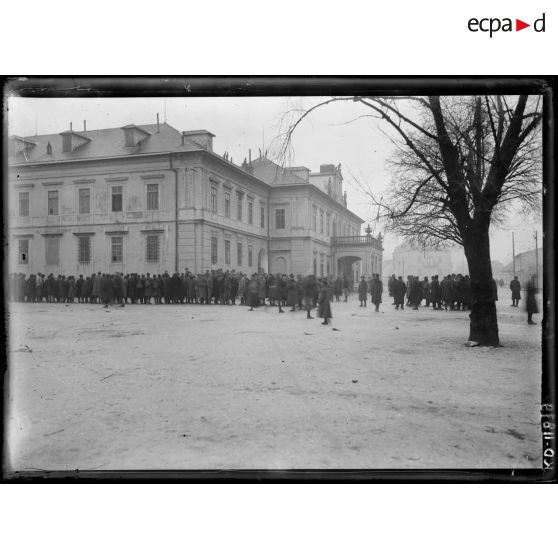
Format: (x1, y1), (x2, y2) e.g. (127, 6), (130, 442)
(370, 273), (383, 312)
(430, 275), (441, 310)
(510, 276), (521, 307)
(358, 276), (368, 307)
(230, 271), (239, 305)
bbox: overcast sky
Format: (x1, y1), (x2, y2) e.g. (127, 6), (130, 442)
(7, 96), (543, 263)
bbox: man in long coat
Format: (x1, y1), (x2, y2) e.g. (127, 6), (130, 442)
(358, 276), (368, 307)
(370, 273), (383, 312)
(510, 276), (521, 307)
(409, 276), (423, 310)
(318, 279), (333, 325)
(430, 275), (441, 310)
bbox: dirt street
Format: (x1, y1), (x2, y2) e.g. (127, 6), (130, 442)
(6, 293), (542, 470)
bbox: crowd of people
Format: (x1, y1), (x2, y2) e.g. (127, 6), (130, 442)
(386, 274), (474, 311)
(8, 268), (539, 325)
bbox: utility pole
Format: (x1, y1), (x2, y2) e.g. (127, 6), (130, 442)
(512, 232), (515, 277)
(534, 230), (539, 288)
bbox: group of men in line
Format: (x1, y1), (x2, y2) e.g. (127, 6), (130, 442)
(8, 269), (539, 325)
(386, 274), (474, 311)
(8, 270), (345, 324)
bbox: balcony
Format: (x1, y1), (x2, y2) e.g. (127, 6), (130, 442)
(331, 235), (383, 250)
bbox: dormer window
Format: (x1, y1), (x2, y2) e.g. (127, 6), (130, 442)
(59, 131), (90, 153)
(121, 125), (151, 148)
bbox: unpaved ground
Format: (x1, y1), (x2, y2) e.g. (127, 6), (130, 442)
(5, 294), (542, 470)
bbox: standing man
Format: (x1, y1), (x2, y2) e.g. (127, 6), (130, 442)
(318, 279), (333, 325)
(393, 276), (407, 310)
(302, 273), (316, 319)
(370, 273), (383, 313)
(358, 276), (368, 307)
(342, 275), (350, 302)
(510, 276), (521, 307)
(388, 273), (396, 304)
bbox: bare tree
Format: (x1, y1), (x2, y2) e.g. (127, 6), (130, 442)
(277, 95), (542, 346)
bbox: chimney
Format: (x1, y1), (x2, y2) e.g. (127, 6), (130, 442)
(83, 120), (86, 132)
(156, 113), (160, 133)
(249, 149), (252, 165)
(70, 122), (73, 131)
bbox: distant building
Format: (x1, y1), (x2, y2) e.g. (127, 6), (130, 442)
(390, 243), (468, 280)
(8, 121), (382, 281)
(501, 248), (543, 287)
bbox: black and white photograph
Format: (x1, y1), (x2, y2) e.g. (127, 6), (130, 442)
(3, 78), (554, 478)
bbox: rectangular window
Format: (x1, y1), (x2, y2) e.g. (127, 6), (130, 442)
(19, 192), (30, 217)
(248, 245), (253, 267)
(112, 185), (123, 212)
(146, 235), (160, 262)
(312, 206), (317, 231)
(326, 214), (330, 236)
(48, 191), (58, 215)
(45, 236), (60, 265)
(275, 208), (285, 229)
(147, 184), (159, 210)
(211, 237), (218, 264)
(111, 236), (123, 263)
(79, 188), (90, 214)
(78, 236), (91, 263)
(248, 199), (253, 224)
(225, 240), (231, 265)
(210, 186), (217, 212)
(320, 210), (324, 234)
(225, 192), (231, 217)
(260, 206), (265, 228)
(18, 239), (29, 264)
(237, 243), (243, 266)
(237, 192), (243, 221)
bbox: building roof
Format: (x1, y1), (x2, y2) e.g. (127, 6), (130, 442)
(8, 123), (201, 164)
(502, 247), (543, 272)
(251, 157), (308, 186)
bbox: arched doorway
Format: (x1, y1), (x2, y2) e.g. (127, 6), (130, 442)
(257, 248), (268, 273)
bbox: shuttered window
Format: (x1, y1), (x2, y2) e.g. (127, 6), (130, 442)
(146, 235), (160, 262)
(211, 237), (218, 264)
(79, 188), (90, 214)
(225, 240), (231, 264)
(237, 243), (243, 266)
(46, 237), (60, 265)
(19, 192), (29, 217)
(78, 236), (91, 263)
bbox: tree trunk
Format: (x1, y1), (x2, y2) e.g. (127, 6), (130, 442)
(464, 225), (501, 347)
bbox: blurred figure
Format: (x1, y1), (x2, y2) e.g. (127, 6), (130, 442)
(525, 275), (539, 325)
